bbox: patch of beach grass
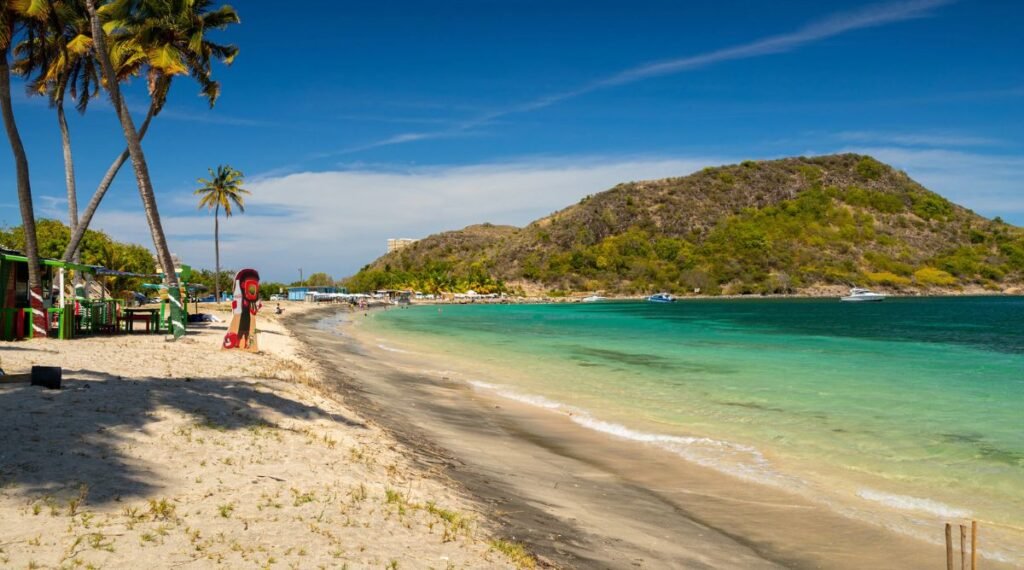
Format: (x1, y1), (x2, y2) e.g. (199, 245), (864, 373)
(258, 491), (283, 511)
(66, 484), (89, 516)
(147, 498), (176, 521)
(425, 501), (472, 542)
(349, 483), (367, 504)
(218, 502), (235, 518)
(489, 539), (536, 569)
(291, 488), (316, 507)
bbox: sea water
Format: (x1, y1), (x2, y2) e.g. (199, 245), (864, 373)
(363, 297), (1024, 561)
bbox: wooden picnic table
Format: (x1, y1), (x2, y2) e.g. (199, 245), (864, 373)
(123, 307), (159, 333)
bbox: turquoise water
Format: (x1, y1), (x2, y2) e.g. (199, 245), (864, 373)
(363, 298), (1024, 559)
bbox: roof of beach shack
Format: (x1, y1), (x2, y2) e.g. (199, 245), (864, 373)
(0, 246), (92, 271)
(0, 247), (190, 281)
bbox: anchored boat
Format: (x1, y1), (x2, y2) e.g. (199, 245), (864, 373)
(840, 287), (886, 302)
(647, 292), (676, 303)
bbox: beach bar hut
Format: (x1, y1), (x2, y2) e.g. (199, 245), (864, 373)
(0, 247), (84, 340)
(1, 247), (194, 340)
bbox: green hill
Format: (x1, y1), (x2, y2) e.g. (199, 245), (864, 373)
(346, 154), (1024, 296)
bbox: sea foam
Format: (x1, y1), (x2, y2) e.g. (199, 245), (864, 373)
(467, 380), (780, 484)
(468, 381), (565, 410)
(376, 342), (413, 354)
(856, 489), (972, 519)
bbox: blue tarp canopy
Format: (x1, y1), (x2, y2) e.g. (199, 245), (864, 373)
(139, 283), (207, 291)
(89, 266), (162, 278)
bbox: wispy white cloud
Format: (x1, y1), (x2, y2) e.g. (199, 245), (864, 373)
(493, 0), (954, 116)
(335, 113), (457, 126)
(35, 195), (68, 218)
(336, 0), (955, 155)
(834, 130), (1001, 147)
(331, 132), (437, 155)
(320, 130), (490, 157)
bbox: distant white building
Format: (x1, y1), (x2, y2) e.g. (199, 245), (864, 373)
(387, 238), (418, 253)
(154, 253), (185, 275)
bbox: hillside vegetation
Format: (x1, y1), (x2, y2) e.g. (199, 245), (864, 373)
(346, 154), (1024, 296)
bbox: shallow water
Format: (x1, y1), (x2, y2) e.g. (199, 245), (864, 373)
(364, 297), (1024, 562)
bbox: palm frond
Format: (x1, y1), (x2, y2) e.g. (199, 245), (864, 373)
(195, 165), (248, 217)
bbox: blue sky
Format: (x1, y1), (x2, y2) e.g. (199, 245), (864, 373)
(1, 0), (1022, 281)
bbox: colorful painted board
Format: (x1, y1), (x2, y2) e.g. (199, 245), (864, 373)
(222, 268), (260, 351)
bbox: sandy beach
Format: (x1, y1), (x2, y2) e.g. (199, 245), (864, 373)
(0, 302), (526, 569)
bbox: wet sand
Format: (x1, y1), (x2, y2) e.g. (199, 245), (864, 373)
(290, 308), (1009, 569)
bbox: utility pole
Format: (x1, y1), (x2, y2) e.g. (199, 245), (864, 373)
(299, 268), (303, 287)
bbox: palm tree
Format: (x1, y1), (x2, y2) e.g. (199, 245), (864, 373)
(97, 241), (128, 296)
(84, 0), (185, 337)
(62, 0), (239, 263)
(1, 1), (47, 337)
(194, 165), (248, 304)
(12, 0), (100, 268)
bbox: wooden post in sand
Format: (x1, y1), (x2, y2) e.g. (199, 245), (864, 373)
(945, 523), (954, 570)
(971, 520), (978, 570)
(960, 524), (967, 570)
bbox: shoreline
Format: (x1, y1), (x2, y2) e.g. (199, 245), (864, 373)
(292, 305), (1018, 569)
(379, 289), (1022, 307)
(288, 308), (777, 568)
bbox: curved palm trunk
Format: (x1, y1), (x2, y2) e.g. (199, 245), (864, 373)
(85, 1), (174, 280)
(61, 99), (158, 262)
(86, 0), (183, 338)
(213, 203), (221, 304)
(55, 97), (86, 283)
(56, 99), (78, 232)
(1, 51), (45, 338)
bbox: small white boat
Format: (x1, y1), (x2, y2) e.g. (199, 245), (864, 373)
(840, 287), (886, 302)
(581, 295), (607, 303)
(647, 292), (676, 303)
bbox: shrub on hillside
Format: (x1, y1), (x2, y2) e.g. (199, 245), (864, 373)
(914, 267), (958, 287)
(855, 157), (886, 180)
(866, 271), (912, 286)
(910, 192), (953, 221)
(842, 187), (905, 214)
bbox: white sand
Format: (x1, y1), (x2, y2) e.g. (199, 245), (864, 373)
(0, 302), (525, 569)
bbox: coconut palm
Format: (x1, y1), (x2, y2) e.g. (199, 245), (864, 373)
(195, 165), (248, 303)
(83, 0), (182, 336)
(12, 0), (100, 267)
(1, 1), (47, 337)
(62, 0), (239, 262)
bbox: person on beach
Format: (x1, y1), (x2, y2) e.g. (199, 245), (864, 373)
(275, 304), (284, 315)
